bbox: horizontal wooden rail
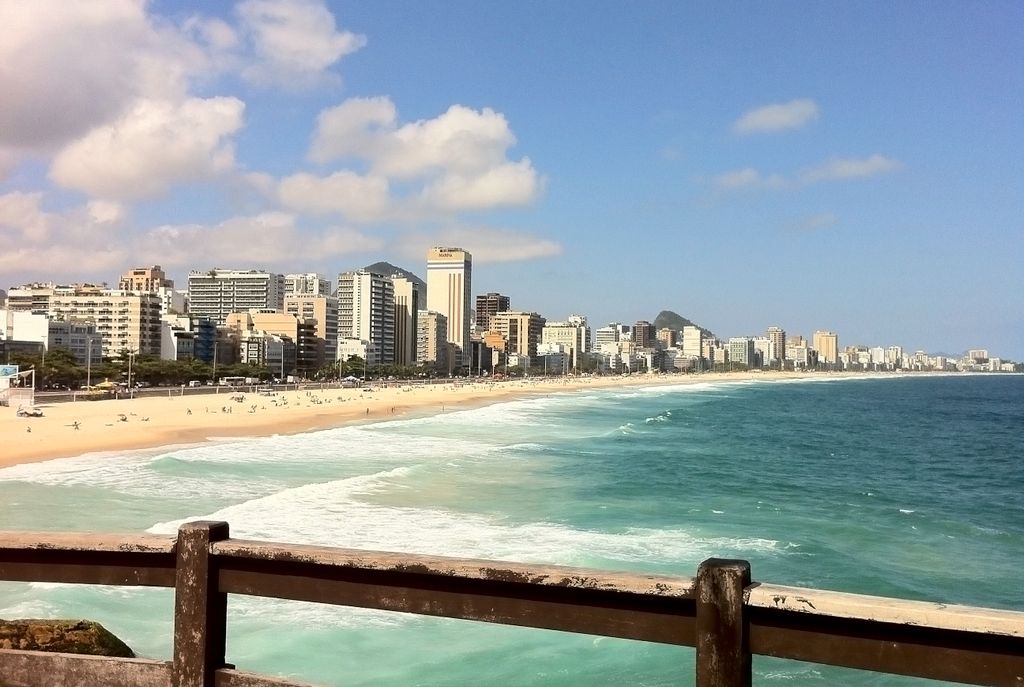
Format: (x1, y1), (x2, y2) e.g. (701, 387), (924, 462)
(0, 532), (177, 587)
(0, 523), (1021, 687)
(213, 538), (697, 646)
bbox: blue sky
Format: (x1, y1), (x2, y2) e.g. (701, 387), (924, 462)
(1, 1), (1021, 357)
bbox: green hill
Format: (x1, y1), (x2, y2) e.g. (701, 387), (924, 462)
(652, 310), (715, 338)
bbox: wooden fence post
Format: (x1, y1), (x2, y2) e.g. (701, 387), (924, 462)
(173, 521), (230, 687)
(696, 558), (752, 687)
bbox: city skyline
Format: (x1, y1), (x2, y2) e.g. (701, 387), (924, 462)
(4, 259), (1010, 365)
(1, 2), (1021, 358)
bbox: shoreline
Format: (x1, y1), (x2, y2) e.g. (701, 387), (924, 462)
(1, 371), (897, 469)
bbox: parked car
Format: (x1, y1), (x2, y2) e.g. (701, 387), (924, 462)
(16, 405), (44, 417)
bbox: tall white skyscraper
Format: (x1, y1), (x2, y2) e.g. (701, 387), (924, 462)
(426, 247), (472, 367)
(337, 270), (395, 365)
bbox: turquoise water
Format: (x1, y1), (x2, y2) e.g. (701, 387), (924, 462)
(1, 374), (1022, 685)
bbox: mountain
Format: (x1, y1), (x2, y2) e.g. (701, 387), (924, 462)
(652, 310), (715, 338)
(362, 262), (426, 290)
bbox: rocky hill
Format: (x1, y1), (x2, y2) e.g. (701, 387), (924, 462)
(652, 310), (715, 338)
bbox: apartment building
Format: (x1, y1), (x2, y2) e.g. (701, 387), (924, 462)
(48, 286), (162, 357)
(187, 270), (285, 324)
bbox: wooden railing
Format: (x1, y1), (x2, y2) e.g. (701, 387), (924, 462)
(1, 521), (1022, 686)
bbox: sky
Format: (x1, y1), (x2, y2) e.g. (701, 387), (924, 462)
(1, 0), (1022, 358)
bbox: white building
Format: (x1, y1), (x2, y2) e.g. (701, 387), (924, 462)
(426, 247), (472, 367)
(536, 342), (570, 375)
(160, 320), (195, 361)
(284, 273), (331, 297)
(157, 286), (188, 317)
(886, 346), (904, 369)
(337, 271), (395, 366)
(728, 337), (755, 368)
(788, 342), (809, 368)
(187, 270), (285, 324)
(681, 326), (703, 359)
(338, 338), (380, 366)
(752, 337), (774, 368)
(541, 315), (590, 370)
(594, 322), (630, 349)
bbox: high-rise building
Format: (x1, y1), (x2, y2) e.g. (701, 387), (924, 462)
(284, 273), (331, 297)
(656, 328), (677, 349)
(728, 337), (756, 368)
(48, 286), (162, 357)
(681, 326), (703, 359)
(426, 247), (472, 367)
(886, 346), (904, 369)
(416, 310), (448, 371)
(119, 266), (173, 292)
(752, 337), (774, 368)
(49, 319), (104, 365)
(285, 294), (339, 366)
(812, 330), (839, 365)
(967, 349), (989, 362)
(541, 315), (589, 370)
(633, 321), (656, 349)
(475, 293), (510, 329)
(187, 270), (284, 324)
(595, 323), (631, 349)
(6, 282), (60, 312)
(391, 276), (421, 367)
(767, 326), (786, 364)
(337, 271), (395, 365)
(489, 311), (546, 358)
(226, 310), (318, 377)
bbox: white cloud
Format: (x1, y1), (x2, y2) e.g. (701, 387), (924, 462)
(0, 192), (50, 242)
(714, 154), (902, 192)
(306, 98), (541, 214)
(802, 154), (904, 182)
(398, 226), (562, 264)
(236, 0), (366, 88)
(309, 97), (398, 164)
(0, 194), (386, 279)
(0, 0), (206, 152)
(311, 99), (518, 177)
(278, 171), (392, 221)
(137, 212), (383, 267)
(0, 192), (128, 275)
(419, 160), (541, 211)
(713, 168), (786, 190)
(49, 97), (245, 201)
(86, 200), (127, 225)
(734, 99), (819, 135)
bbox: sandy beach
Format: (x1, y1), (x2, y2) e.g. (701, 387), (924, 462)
(2, 371), (841, 469)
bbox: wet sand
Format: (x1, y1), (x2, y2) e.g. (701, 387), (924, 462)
(2, 371), (842, 468)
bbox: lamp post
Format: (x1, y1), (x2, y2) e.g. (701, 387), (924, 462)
(86, 339), (92, 389)
(212, 340), (219, 383)
(127, 350), (136, 397)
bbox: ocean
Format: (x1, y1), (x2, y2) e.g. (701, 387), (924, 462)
(1, 374), (1022, 685)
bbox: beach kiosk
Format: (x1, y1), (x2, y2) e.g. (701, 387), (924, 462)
(0, 365), (35, 409)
